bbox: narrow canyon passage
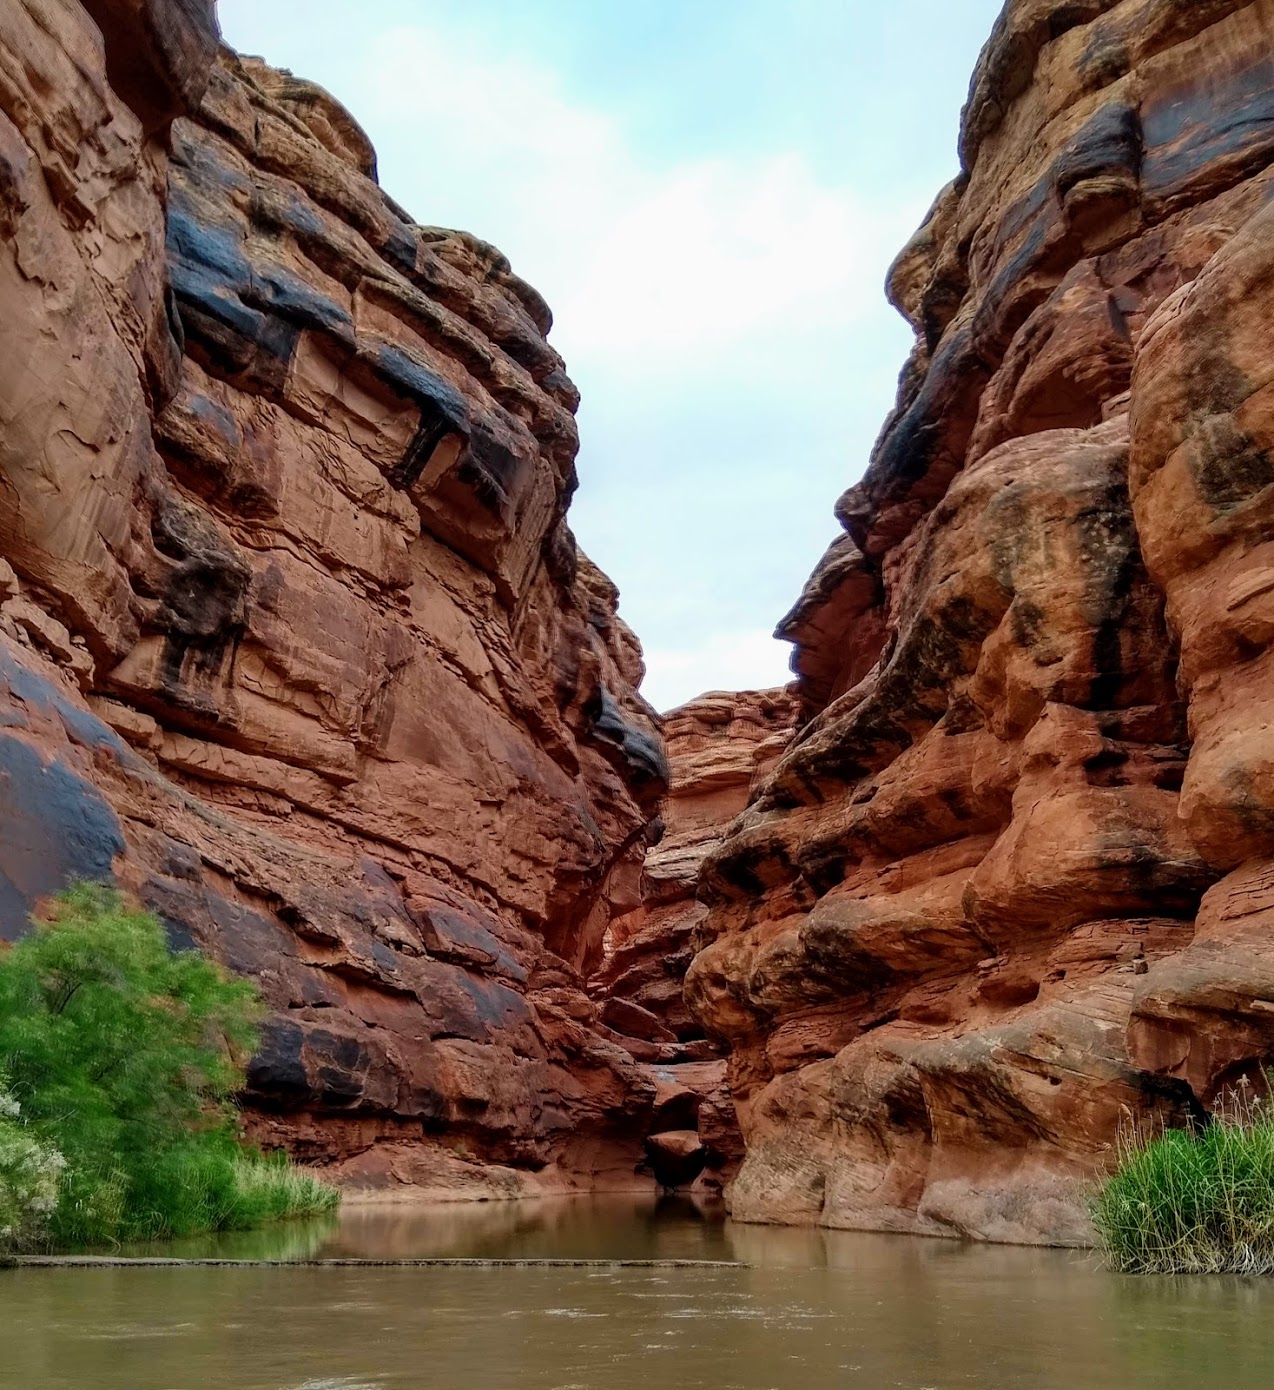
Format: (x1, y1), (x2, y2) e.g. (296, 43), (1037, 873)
(5, 0), (1274, 1260)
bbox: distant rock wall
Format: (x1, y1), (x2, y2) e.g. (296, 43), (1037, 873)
(687, 0), (1274, 1244)
(598, 690), (796, 1044)
(0, 0), (667, 1197)
(592, 688), (796, 1190)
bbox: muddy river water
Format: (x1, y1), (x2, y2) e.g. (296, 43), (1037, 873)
(3, 1196), (1272, 1389)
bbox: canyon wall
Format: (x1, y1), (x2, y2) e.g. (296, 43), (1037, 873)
(593, 688), (796, 1189)
(597, 689), (796, 1045)
(0, 0), (669, 1196)
(687, 0), (1274, 1244)
(14, 0), (1274, 1235)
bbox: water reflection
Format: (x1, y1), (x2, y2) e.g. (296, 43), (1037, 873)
(113, 1214), (341, 1262)
(112, 1191), (731, 1263)
(5, 1196), (1274, 1389)
(326, 1192), (733, 1262)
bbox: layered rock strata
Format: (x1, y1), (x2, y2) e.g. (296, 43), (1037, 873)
(0, 0), (667, 1196)
(599, 690), (797, 1042)
(688, 0), (1274, 1244)
(592, 689), (796, 1189)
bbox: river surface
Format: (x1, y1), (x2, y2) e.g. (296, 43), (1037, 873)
(4, 1195), (1274, 1389)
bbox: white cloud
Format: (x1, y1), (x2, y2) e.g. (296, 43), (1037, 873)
(361, 24), (904, 370)
(640, 629), (794, 715)
(348, 20), (920, 706)
(220, 9), (926, 708)
(556, 154), (879, 362)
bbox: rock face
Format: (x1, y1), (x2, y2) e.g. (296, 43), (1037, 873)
(687, 0), (1274, 1244)
(598, 690), (797, 1041)
(16, 0), (1274, 1236)
(0, 1), (667, 1196)
(593, 689), (797, 1189)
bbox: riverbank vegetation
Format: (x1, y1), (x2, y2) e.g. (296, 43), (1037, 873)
(0, 887), (337, 1252)
(1092, 1087), (1274, 1274)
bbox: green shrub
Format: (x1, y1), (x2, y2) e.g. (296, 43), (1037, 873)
(0, 1084), (65, 1251)
(1092, 1088), (1274, 1274)
(0, 885), (337, 1249)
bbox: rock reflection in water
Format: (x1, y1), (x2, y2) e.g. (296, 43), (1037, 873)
(5, 1198), (1274, 1389)
(325, 1192), (732, 1262)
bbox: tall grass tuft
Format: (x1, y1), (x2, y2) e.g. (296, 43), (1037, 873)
(0, 885), (339, 1251)
(229, 1152), (341, 1226)
(1092, 1082), (1274, 1274)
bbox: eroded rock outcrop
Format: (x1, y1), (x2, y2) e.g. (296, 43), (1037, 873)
(599, 690), (796, 1042)
(688, 0), (1274, 1244)
(0, 0), (667, 1196)
(592, 689), (796, 1189)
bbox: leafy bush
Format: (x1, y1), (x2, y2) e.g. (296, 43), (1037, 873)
(1092, 1085), (1274, 1274)
(0, 1085), (65, 1251)
(0, 886), (337, 1249)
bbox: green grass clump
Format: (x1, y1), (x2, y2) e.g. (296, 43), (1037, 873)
(1092, 1090), (1274, 1274)
(229, 1152), (341, 1226)
(0, 885), (338, 1250)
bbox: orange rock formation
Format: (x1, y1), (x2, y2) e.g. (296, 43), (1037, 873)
(0, 0), (667, 1198)
(594, 689), (796, 1189)
(687, 0), (1274, 1243)
(10, 0), (1274, 1240)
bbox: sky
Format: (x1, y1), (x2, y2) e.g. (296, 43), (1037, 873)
(215, 0), (1005, 712)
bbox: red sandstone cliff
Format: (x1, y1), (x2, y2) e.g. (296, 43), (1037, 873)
(687, 0), (1274, 1244)
(598, 689), (796, 1042)
(13, 0), (1274, 1239)
(0, 0), (667, 1197)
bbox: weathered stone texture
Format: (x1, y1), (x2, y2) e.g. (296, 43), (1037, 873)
(599, 690), (796, 1039)
(0, 1), (666, 1196)
(592, 688), (797, 1189)
(688, 0), (1274, 1243)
